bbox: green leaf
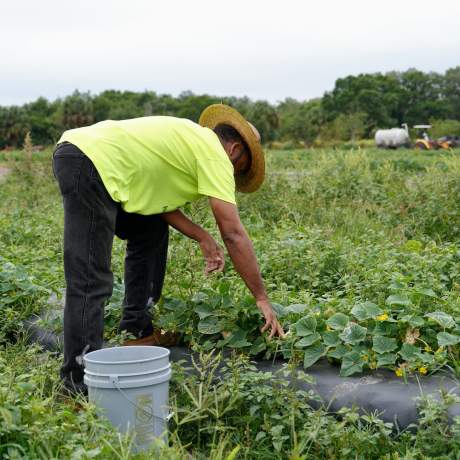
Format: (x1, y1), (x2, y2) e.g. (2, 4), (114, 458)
(227, 339), (252, 348)
(437, 332), (460, 347)
(163, 297), (187, 312)
(340, 351), (364, 376)
(225, 446), (241, 460)
(201, 340), (215, 351)
(425, 311), (455, 329)
(296, 333), (321, 347)
(191, 292), (208, 303)
(255, 431), (266, 442)
(227, 329), (251, 348)
(420, 352), (436, 366)
(83, 448), (102, 458)
(386, 294), (411, 307)
(404, 240), (423, 252)
(217, 282), (231, 296)
(399, 315), (425, 327)
(372, 321), (398, 336)
(249, 336), (266, 355)
(322, 330), (341, 347)
(372, 336), (398, 354)
(271, 303), (286, 317)
(399, 343), (420, 361)
(295, 315), (317, 336)
(285, 304), (309, 314)
(303, 343), (326, 368)
(377, 353), (397, 366)
(414, 288), (437, 298)
(339, 323), (367, 345)
(351, 302), (382, 321)
(197, 317), (221, 335)
(326, 313), (349, 330)
(228, 339), (252, 349)
(194, 304), (215, 319)
(327, 344), (349, 359)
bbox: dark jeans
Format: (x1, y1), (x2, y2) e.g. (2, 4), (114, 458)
(53, 142), (169, 385)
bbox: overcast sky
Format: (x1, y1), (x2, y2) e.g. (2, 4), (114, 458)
(2, 0), (460, 106)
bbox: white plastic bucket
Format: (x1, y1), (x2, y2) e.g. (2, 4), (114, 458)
(83, 346), (171, 451)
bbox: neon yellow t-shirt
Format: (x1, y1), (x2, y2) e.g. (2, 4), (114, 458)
(58, 116), (236, 215)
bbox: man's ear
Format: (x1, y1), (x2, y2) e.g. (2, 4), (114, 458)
(229, 142), (244, 159)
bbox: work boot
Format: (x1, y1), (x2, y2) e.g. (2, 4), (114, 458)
(123, 329), (180, 347)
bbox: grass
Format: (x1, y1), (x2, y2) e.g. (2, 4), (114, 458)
(1, 147), (460, 458)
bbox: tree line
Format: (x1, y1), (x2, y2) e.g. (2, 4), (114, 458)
(1, 67), (459, 149)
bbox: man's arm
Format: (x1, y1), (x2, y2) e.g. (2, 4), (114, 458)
(209, 197), (284, 338)
(161, 210), (225, 274)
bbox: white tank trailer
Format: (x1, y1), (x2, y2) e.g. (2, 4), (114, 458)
(375, 124), (410, 149)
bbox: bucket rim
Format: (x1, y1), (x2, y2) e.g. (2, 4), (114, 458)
(84, 345), (170, 365)
(84, 368), (172, 389)
(85, 363), (171, 378)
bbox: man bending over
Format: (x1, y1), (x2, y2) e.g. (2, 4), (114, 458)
(53, 104), (284, 394)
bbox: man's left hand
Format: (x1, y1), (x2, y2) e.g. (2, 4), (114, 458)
(199, 234), (225, 275)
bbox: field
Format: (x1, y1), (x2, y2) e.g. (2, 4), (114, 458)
(2, 147), (460, 459)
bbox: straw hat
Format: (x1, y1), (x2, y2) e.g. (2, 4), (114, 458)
(199, 104), (265, 193)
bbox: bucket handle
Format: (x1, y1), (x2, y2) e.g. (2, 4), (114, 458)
(108, 375), (174, 423)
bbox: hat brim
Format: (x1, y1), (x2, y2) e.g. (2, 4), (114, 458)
(199, 104), (265, 193)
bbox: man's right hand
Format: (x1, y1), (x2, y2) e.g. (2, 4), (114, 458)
(257, 299), (285, 339)
(198, 233), (225, 275)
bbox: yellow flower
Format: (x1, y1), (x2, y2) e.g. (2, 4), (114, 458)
(326, 325), (333, 331)
(424, 345), (432, 352)
(418, 367), (428, 375)
(435, 346), (445, 354)
(315, 311), (321, 316)
(395, 368), (403, 377)
(362, 354), (369, 362)
(376, 313), (389, 321)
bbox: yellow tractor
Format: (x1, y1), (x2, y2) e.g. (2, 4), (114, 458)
(414, 125), (451, 150)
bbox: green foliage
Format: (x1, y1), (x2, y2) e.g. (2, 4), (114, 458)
(326, 313), (350, 330)
(243, 100), (279, 143)
(277, 98), (324, 145)
(319, 112), (369, 142)
(0, 106), (28, 149)
(1, 66), (459, 148)
(321, 68), (458, 136)
(0, 91), (280, 148)
(2, 344), (460, 459)
(429, 118), (460, 138)
(155, 287), (266, 355)
(0, 344), (136, 459)
(372, 336), (398, 354)
(169, 352), (460, 459)
(444, 67), (460, 119)
(0, 257), (47, 340)
(3, 147), (460, 456)
(58, 90), (94, 130)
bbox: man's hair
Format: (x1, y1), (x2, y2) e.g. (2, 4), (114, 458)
(214, 124), (251, 172)
(214, 124), (245, 145)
